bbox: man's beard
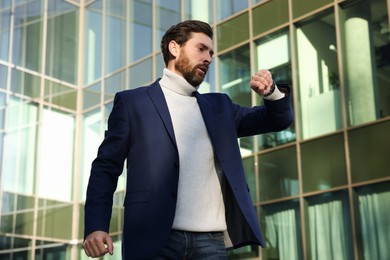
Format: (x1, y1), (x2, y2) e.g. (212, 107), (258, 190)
(175, 52), (208, 87)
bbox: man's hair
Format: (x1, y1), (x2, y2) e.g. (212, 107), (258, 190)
(160, 20), (213, 66)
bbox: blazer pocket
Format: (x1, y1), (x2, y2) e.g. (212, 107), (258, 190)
(124, 191), (150, 205)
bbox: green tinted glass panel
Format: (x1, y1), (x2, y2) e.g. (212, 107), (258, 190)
(11, 69), (41, 98)
(301, 134), (347, 193)
(37, 205), (73, 239)
(129, 58), (153, 89)
(252, 0), (288, 37)
(258, 146), (298, 201)
(44, 80), (77, 111)
(15, 211), (34, 235)
(292, 0), (332, 19)
(340, 0), (390, 126)
(217, 12), (249, 52)
(260, 200), (303, 260)
(305, 190), (353, 259)
(354, 182), (390, 259)
(83, 82), (101, 110)
(349, 120), (390, 183)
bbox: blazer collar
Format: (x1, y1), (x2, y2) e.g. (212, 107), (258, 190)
(146, 79), (177, 148)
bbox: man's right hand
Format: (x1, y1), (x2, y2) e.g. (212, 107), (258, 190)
(83, 231), (114, 258)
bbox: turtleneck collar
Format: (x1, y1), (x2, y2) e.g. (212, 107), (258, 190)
(159, 68), (200, 96)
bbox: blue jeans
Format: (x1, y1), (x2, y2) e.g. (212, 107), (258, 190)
(154, 230), (228, 259)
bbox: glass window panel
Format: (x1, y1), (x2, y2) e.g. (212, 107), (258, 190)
(184, 0), (213, 24)
(155, 53), (165, 79)
(295, 12), (342, 139)
(11, 68), (41, 98)
(84, 1), (103, 84)
(83, 82), (101, 110)
(129, 58), (153, 89)
(0, 5), (11, 61)
(105, 0), (126, 74)
(0, 64), (7, 90)
(228, 245), (258, 259)
(35, 243), (69, 260)
(46, 1), (79, 84)
(306, 191), (353, 260)
(155, 0), (180, 51)
(0, 0), (11, 9)
(0, 92), (5, 129)
(129, 0), (152, 62)
(258, 146), (298, 201)
(37, 107), (74, 202)
(354, 182), (390, 260)
(80, 108), (102, 201)
(1, 191), (15, 214)
(260, 200), (303, 260)
(15, 211), (34, 235)
(104, 70), (126, 101)
(44, 79), (77, 111)
(301, 134), (347, 193)
(216, 0), (247, 21)
(3, 100), (37, 195)
(198, 61), (214, 93)
(36, 205), (73, 239)
(12, 0), (43, 72)
(252, 0), (288, 37)
(339, 0), (390, 126)
(255, 30), (296, 150)
(217, 12), (249, 52)
(17, 194), (35, 210)
(218, 45), (253, 154)
(292, 0), (332, 19)
(348, 120), (390, 183)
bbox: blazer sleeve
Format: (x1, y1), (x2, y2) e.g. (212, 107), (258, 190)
(84, 92), (131, 237)
(234, 84), (294, 137)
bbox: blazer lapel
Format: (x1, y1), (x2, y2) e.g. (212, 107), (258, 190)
(147, 80), (177, 147)
(194, 92), (217, 147)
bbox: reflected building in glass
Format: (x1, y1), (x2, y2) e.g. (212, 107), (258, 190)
(0, 0), (389, 259)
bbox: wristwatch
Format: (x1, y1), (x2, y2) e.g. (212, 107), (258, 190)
(263, 81), (276, 97)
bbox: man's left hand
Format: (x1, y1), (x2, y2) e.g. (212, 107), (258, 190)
(249, 69), (273, 96)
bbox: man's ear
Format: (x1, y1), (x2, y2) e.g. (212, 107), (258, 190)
(168, 40), (180, 58)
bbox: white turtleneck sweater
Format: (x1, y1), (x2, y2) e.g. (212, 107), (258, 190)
(159, 68), (227, 232)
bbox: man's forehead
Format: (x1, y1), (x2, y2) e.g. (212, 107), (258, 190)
(189, 32), (213, 47)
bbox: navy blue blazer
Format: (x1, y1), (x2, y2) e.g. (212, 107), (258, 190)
(84, 79), (293, 259)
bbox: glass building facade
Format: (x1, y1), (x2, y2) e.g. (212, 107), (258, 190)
(0, 0), (389, 259)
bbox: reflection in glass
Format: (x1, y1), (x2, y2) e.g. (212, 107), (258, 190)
(184, 0), (213, 23)
(105, 0), (126, 74)
(13, 0), (43, 72)
(129, 0), (152, 62)
(37, 107), (74, 202)
(219, 45), (253, 155)
(83, 82), (101, 110)
(0, 64), (7, 89)
(306, 191), (353, 260)
(129, 58), (153, 89)
(46, 1), (79, 84)
(216, 0), (247, 21)
(340, 0), (390, 126)
(155, 0), (180, 51)
(11, 68), (41, 98)
(255, 30), (295, 150)
(355, 182), (390, 260)
(81, 108), (102, 201)
(0, 5), (11, 61)
(84, 2), (103, 84)
(217, 13), (249, 52)
(2, 99), (37, 195)
(44, 79), (78, 111)
(301, 134), (347, 193)
(104, 70), (126, 101)
(348, 120), (390, 183)
(260, 200), (302, 260)
(296, 12), (342, 139)
(258, 146), (298, 201)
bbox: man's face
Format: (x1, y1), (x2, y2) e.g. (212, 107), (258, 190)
(174, 32), (214, 87)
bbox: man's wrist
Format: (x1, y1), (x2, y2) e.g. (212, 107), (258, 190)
(263, 81), (275, 97)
